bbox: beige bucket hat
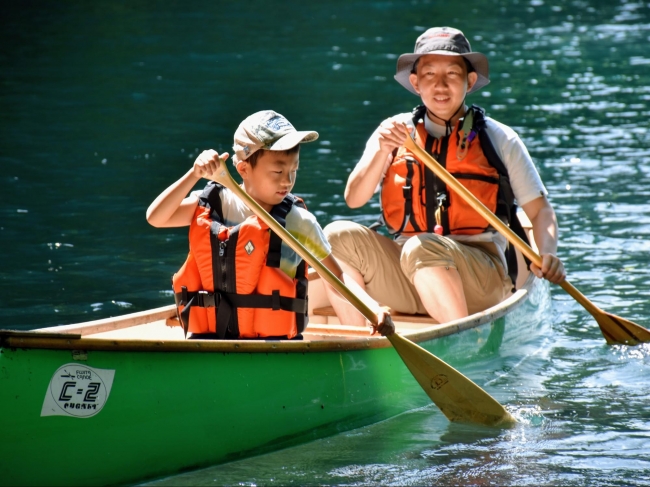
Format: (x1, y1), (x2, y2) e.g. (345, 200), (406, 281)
(394, 27), (490, 96)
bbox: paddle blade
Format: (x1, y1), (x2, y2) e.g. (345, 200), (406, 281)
(595, 311), (650, 345)
(387, 333), (515, 427)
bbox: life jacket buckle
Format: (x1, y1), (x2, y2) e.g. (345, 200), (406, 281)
(271, 290), (281, 310)
(197, 290), (217, 308)
(436, 193), (447, 209)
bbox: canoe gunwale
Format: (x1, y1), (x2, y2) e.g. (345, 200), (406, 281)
(1, 274), (535, 353)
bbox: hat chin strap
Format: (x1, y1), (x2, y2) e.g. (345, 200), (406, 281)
(426, 99), (466, 136)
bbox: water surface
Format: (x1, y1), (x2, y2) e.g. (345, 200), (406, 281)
(2, 0), (650, 485)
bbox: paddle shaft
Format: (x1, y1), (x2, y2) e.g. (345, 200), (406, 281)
(403, 135), (606, 316)
(211, 167), (380, 325)
(209, 161), (516, 425)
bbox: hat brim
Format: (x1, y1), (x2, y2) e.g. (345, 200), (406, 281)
(268, 130), (319, 151)
(394, 51), (490, 95)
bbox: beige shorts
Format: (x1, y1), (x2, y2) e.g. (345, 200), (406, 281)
(323, 220), (512, 316)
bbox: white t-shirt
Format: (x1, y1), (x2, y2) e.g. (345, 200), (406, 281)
(360, 110), (547, 268)
(192, 186), (331, 279)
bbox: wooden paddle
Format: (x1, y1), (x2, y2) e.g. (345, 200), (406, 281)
(209, 159), (516, 427)
(403, 134), (650, 346)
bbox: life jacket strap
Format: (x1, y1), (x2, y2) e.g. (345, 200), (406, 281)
(223, 292), (308, 314)
(175, 289), (306, 313)
(174, 288), (218, 336)
(174, 288), (307, 338)
(294, 260), (308, 334)
(198, 181), (225, 222)
(471, 104), (532, 288)
(266, 194), (307, 268)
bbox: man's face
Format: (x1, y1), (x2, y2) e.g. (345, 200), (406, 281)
(409, 54), (478, 123)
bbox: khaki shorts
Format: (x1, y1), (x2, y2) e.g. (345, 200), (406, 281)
(323, 220), (513, 317)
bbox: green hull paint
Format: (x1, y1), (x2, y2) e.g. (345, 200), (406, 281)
(1, 305), (535, 486)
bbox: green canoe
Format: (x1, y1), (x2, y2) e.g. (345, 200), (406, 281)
(0, 243), (545, 486)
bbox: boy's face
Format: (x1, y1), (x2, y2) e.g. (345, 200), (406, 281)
(237, 149), (300, 211)
(408, 54), (478, 123)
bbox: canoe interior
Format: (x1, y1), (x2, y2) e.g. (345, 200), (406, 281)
(2, 213), (538, 351)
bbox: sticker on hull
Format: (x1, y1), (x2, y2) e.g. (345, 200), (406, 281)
(41, 364), (115, 418)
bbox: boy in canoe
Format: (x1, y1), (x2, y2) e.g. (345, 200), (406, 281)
(324, 27), (566, 325)
(147, 110), (393, 339)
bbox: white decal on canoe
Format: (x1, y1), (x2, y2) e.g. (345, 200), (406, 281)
(40, 364), (115, 418)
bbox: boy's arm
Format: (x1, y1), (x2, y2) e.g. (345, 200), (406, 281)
(320, 254), (394, 336)
(146, 150), (228, 228)
(344, 120), (409, 209)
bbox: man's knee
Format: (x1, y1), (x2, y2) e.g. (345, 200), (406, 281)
(400, 234), (456, 282)
(323, 220), (366, 250)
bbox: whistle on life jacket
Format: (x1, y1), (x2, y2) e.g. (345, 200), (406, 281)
(434, 193), (446, 235)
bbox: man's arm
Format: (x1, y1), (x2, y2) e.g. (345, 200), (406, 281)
(521, 196), (566, 284)
(344, 120), (409, 208)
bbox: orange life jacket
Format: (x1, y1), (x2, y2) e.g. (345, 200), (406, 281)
(380, 104), (530, 286)
(382, 105), (505, 236)
(172, 182), (308, 339)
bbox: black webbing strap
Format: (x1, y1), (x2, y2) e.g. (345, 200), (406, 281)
(175, 286), (308, 314)
(397, 156), (418, 234)
(266, 198), (292, 268)
(294, 260), (308, 333)
(266, 194), (306, 267)
(221, 292), (307, 313)
(471, 104), (532, 287)
(423, 134), (437, 233)
(436, 135), (451, 234)
(216, 294), (234, 339)
(198, 181), (225, 222)
(174, 288), (307, 338)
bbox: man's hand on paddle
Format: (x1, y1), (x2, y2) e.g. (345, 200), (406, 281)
(530, 253), (565, 284)
(193, 150), (229, 180)
(377, 118), (411, 154)
(521, 196), (565, 285)
(371, 308), (395, 337)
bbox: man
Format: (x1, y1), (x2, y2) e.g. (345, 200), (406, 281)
(324, 26), (565, 326)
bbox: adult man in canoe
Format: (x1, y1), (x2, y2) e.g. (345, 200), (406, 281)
(323, 26), (565, 325)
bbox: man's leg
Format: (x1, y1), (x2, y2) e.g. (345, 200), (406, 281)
(323, 221), (426, 326)
(401, 234), (512, 323)
(412, 266), (468, 322)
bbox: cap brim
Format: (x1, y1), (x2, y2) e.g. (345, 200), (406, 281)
(394, 51), (490, 95)
(268, 130), (319, 151)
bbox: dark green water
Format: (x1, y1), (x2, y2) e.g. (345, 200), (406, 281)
(3, 0), (650, 485)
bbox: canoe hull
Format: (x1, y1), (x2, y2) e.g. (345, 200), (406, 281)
(1, 250), (547, 487)
(1, 345), (408, 486)
(0, 311), (536, 487)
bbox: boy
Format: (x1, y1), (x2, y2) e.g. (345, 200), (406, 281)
(147, 110), (392, 338)
(324, 27), (565, 326)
